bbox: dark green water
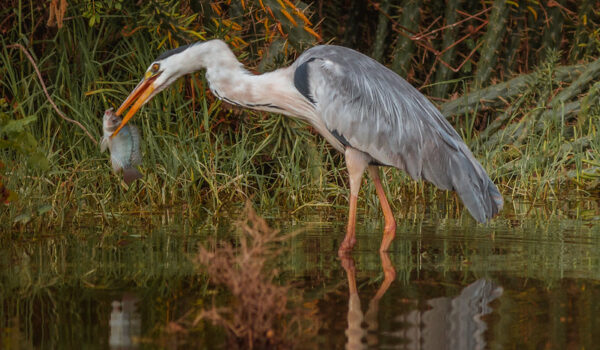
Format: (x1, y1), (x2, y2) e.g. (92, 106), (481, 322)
(2, 205), (600, 349)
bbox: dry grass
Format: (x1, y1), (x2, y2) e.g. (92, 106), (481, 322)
(177, 202), (319, 349)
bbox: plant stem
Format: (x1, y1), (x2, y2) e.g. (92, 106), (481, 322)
(7, 43), (98, 146)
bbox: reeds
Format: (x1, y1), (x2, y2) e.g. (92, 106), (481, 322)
(390, 0), (422, 76)
(1, 1), (599, 227)
(473, 0), (509, 88)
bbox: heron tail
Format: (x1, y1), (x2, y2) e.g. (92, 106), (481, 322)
(456, 168), (503, 223)
(422, 144), (503, 223)
(451, 151), (503, 223)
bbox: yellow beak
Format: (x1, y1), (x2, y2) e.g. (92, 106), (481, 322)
(111, 73), (158, 138)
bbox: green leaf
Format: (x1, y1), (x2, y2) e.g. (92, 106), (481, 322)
(0, 115), (37, 135)
(13, 213), (31, 224)
(27, 152), (49, 170)
(37, 204), (52, 215)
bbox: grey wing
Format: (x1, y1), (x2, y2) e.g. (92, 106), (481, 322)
(294, 46), (503, 222)
(128, 125), (142, 167)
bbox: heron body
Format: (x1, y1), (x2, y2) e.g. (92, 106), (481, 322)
(113, 39), (503, 254)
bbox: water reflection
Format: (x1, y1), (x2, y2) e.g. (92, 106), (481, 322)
(109, 294), (141, 349)
(394, 279), (503, 350)
(2, 210), (600, 348)
(342, 253), (396, 350)
(341, 254), (503, 349)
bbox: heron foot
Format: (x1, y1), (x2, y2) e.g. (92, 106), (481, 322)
(338, 238), (356, 257)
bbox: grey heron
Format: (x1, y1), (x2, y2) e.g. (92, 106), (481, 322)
(112, 39), (503, 254)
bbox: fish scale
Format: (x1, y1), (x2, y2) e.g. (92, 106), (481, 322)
(101, 109), (142, 185)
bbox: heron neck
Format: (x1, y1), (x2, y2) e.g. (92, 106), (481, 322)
(197, 41), (316, 124)
(205, 63), (316, 119)
(205, 65), (258, 104)
(203, 53), (338, 150)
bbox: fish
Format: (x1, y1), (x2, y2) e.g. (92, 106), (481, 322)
(100, 108), (142, 185)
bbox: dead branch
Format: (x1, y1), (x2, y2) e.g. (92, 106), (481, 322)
(7, 44), (98, 146)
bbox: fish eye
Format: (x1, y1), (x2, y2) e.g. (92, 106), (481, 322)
(151, 63), (160, 73)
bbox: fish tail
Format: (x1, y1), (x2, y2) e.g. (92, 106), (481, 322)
(123, 168), (142, 185)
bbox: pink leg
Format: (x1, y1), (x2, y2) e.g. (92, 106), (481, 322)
(368, 166), (397, 252)
(339, 193), (359, 253)
(338, 148), (369, 256)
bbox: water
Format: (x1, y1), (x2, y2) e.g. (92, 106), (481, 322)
(2, 207), (600, 349)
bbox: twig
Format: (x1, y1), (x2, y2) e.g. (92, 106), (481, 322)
(368, 1), (489, 75)
(411, 7), (491, 40)
(7, 43), (98, 145)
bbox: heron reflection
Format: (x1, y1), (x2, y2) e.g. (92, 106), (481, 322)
(341, 254), (503, 349)
(109, 294), (141, 349)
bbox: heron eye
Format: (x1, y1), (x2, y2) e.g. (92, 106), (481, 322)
(151, 63), (160, 73)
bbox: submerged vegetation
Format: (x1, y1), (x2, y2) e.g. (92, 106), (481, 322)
(1, 0), (600, 227)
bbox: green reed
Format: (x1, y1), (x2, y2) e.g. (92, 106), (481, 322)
(1, 1), (599, 229)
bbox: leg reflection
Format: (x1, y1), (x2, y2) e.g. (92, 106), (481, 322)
(342, 252), (396, 350)
(340, 253), (503, 350)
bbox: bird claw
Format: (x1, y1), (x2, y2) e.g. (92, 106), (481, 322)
(337, 240), (356, 257)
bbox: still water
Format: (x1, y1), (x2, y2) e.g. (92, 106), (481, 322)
(1, 204), (600, 349)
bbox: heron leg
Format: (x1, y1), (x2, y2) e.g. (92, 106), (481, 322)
(367, 166), (397, 252)
(339, 148), (369, 256)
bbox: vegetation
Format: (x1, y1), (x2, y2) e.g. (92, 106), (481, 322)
(3, 2), (600, 348)
(1, 206), (600, 348)
(181, 203), (318, 349)
(1, 0), (600, 227)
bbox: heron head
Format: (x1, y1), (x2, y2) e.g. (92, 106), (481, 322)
(111, 42), (206, 137)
